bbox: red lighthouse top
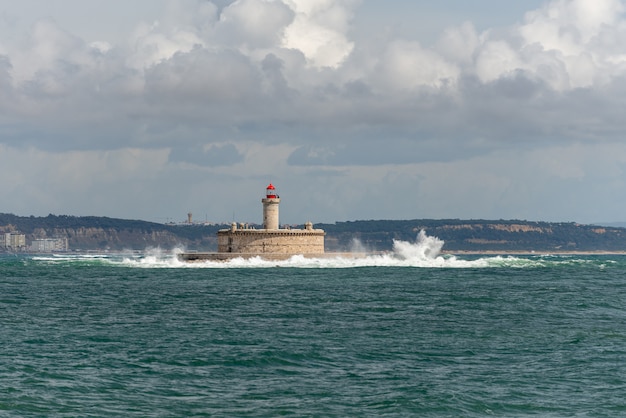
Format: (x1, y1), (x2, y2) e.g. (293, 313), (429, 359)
(266, 183), (277, 198)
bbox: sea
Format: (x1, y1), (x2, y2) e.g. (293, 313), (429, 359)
(2, 232), (626, 417)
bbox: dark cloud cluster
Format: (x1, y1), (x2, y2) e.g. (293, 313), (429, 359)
(1, 0), (625, 159)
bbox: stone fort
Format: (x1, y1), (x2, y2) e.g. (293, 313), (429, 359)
(216, 183), (325, 256)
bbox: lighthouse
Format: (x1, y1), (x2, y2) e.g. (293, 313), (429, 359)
(262, 183), (280, 230)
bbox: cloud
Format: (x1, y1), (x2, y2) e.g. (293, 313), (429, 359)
(3, 0), (626, 156)
(479, 0), (626, 89)
(521, 0), (624, 52)
(0, 55), (12, 94)
(373, 39), (460, 91)
(144, 47), (260, 103)
(0, 144), (170, 217)
(169, 142), (244, 166)
(4, 0), (626, 223)
(126, 23), (206, 71)
(215, 0), (294, 49)
(282, 0), (357, 67)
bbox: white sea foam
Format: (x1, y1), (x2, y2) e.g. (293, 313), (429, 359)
(31, 231), (600, 269)
(113, 230), (508, 268)
(31, 253), (113, 262)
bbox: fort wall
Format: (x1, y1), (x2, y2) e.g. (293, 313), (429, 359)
(217, 229), (325, 254)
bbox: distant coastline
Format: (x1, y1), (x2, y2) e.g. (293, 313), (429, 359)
(2, 213), (626, 253)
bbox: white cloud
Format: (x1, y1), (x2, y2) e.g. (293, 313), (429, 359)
(282, 0), (357, 67)
(513, 0), (626, 88)
(374, 40), (460, 90)
(126, 21), (205, 70)
(9, 19), (88, 85)
(474, 40), (524, 84)
(436, 22), (481, 66)
(215, 0), (294, 49)
(522, 0), (623, 51)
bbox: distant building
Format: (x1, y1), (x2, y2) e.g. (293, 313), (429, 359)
(30, 238), (69, 253)
(1, 233), (26, 250)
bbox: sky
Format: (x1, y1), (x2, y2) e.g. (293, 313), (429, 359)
(1, 0), (626, 225)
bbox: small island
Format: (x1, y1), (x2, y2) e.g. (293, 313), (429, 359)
(178, 183), (365, 261)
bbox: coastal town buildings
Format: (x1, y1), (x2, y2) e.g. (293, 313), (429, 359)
(30, 238), (69, 252)
(0, 232), (69, 253)
(1, 233), (26, 250)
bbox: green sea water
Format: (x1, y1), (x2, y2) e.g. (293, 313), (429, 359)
(2, 239), (626, 416)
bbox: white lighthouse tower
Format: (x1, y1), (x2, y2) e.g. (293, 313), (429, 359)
(262, 183), (280, 230)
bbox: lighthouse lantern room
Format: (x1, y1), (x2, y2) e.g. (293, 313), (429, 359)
(266, 183), (277, 199)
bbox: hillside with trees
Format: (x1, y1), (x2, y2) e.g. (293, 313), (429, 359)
(0, 214), (222, 251)
(316, 219), (626, 252)
(2, 214), (626, 252)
